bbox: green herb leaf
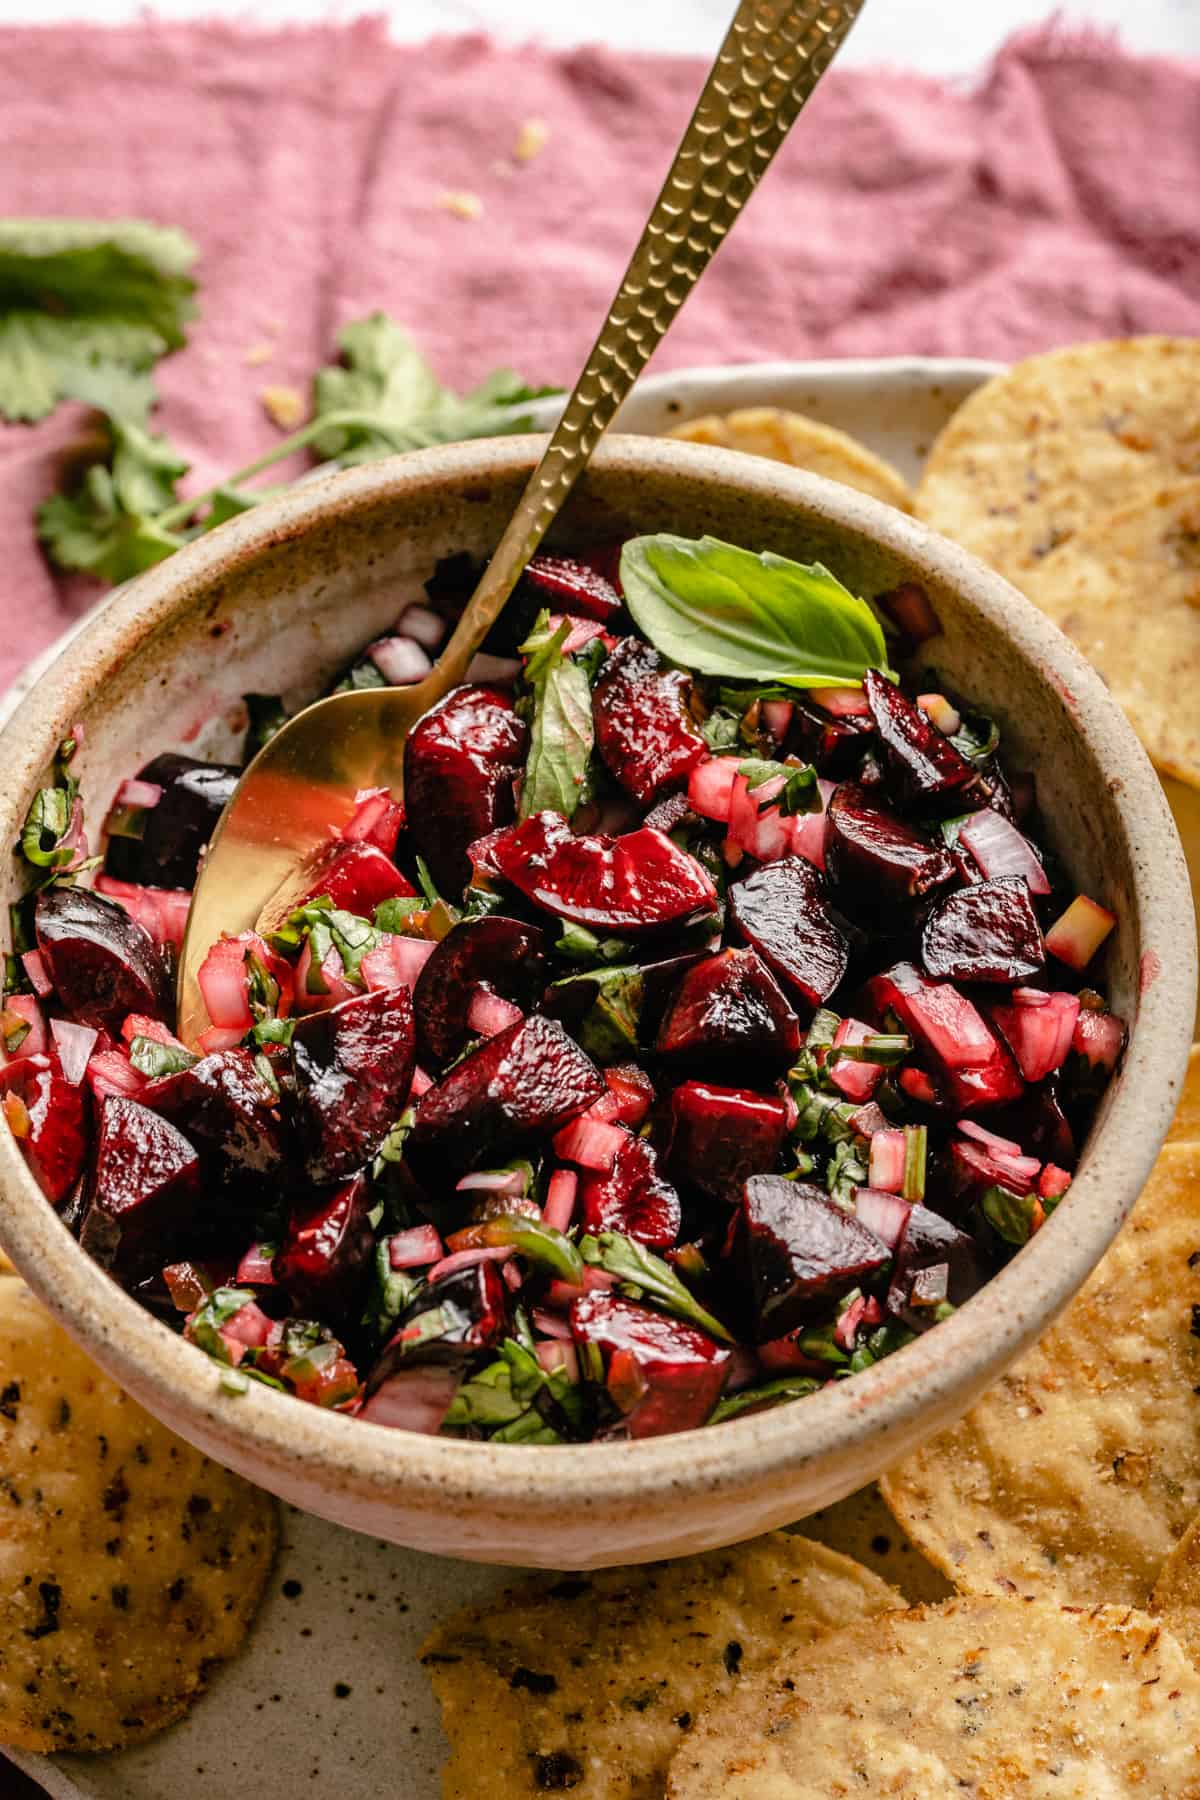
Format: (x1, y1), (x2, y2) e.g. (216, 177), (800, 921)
(272, 897), (379, 983)
(737, 756), (820, 817)
(699, 706), (742, 753)
(311, 312), (558, 465)
(709, 1375), (821, 1424)
(413, 858), (442, 909)
(825, 1136), (868, 1209)
(186, 1286), (255, 1364)
(479, 1216), (584, 1286)
(550, 965), (644, 1062)
(442, 1339), (583, 1443)
(0, 218), (197, 424)
(362, 1240), (424, 1345)
(554, 924), (634, 966)
(620, 534), (887, 691)
(518, 612), (595, 822)
(579, 1232), (734, 1343)
(373, 894), (424, 933)
(128, 1035), (198, 1079)
(981, 1184), (1041, 1246)
(243, 693), (288, 758)
(19, 785), (74, 871)
(37, 415), (189, 584)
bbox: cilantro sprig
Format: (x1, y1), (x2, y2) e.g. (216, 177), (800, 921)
(579, 1232), (734, 1343)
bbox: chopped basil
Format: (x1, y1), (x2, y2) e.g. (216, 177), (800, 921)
(950, 708), (1001, 764)
(19, 784), (74, 870)
(186, 1286), (256, 1363)
(362, 1239), (424, 1344)
(579, 1232), (733, 1344)
(273, 895), (379, 983)
(700, 706), (742, 752)
(982, 1184), (1041, 1246)
(478, 1215), (584, 1286)
(620, 535), (887, 691)
(550, 965), (644, 1062)
(555, 924), (635, 966)
(709, 1376), (820, 1423)
(847, 1319), (916, 1373)
(442, 1339), (584, 1443)
(518, 611), (595, 823)
(826, 1136), (868, 1208)
(128, 1035), (198, 1078)
(372, 1107), (416, 1176)
(373, 894), (424, 933)
(737, 757), (820, 817)
(414, 857), (442, 908)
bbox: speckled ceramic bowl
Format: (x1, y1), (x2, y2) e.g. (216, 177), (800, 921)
(0, 436), (1192, 1569)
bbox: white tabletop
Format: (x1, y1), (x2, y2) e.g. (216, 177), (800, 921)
(0, 0), (1195, 70)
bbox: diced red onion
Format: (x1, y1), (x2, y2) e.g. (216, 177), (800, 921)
(853, 1187), (912, 1250)
(502, 1259), (524, 1292)
(115, 778), (164, 810)
(467, 652), (523, 684)
(390, 936), (437, 989)
(868, 1127), (906, 1194)
(543, 1169), (578, 1233)
(455, 1167), (527, 1198)
(426, 1244), (513, 1284)
(835, 1292), (871, 1352)
(828, 1017), (886, 1104)
(397, 604), (445, 649)
(388, 1224), (444, 1268)
(49, 1018), (98, 1086)
(1072, 1006), (1125, 1070)
(546, 613), (607, 656)
(991, 990), (1080, 1083)
(410, 1064), (434, 1098)
(958, 808), (1051, 896)
(198, 1024), (249, 1054)
(86, 1049), (147, 1102)
(532, 1307), (574, 1341)
(4, 995), (47, 1060)
(343, 788), (404, 855)
(222, 1299), (274, 1348)
(369, 636), (432, 684)
(1039, 1163), (1072, 1200)
(952, 1136), (1041, 1195)
(197, 938), (254, 1029)
(956, 1118), (1024, 1158)
(551, 1115), (627, 1172)
(20, 949), (54, 998)
(917, 693), (961, 736)
(1045, 894), (1116, 972)
(359, 1365), (460, 1434)
(687, 756), (741, 822)
(467, 989), (524, 1038)
(96, 875), (192, 950)
(236, 1242), (278, 1285)
(545, 1267), (617, 1307)
(810, 686), (871, 718)
(535, 1341), (579, 1381)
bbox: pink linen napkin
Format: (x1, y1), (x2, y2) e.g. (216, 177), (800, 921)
(0, 19), (1197, 693)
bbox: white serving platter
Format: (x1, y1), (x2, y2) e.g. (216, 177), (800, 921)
(9, 355), (994, 1800)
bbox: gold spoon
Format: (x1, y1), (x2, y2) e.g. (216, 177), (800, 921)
(178, 0), (867, 1047)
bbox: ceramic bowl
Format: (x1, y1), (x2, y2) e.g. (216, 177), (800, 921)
(0, 436), (1192, 1568)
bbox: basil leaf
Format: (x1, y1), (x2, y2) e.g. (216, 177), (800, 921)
(620, 535), (887, 690)
(128, 1035), (198, 1079)
(737, 757), (820, 817)
(518, 613), (595, 822)
(550, 965), (644, 1062)
(709, 1376), (820, 1423)
(478, 1216), (584, 1286)
(579, 1232), (733, 1343)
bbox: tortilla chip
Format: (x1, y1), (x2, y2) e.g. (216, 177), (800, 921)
(1168, 1046), (1200, 1143)
(670, 407), (912, 511)
(1154, 1515), (1200, 1670)
(915, 337), (1200, 583)
(1015, 481), (1200, 786)
(880, 1141), (1200, 1605)
(799, 1484), (953, 1605)
(422, 1532), (897, 1799)
(0, 1280), (278, 1753)
(667, 1598), (1200, 1799)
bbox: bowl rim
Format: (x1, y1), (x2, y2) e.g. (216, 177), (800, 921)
(0, 432), (1194, 1513)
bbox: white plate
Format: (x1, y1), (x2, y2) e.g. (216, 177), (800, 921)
(9, 355), (992, 1800)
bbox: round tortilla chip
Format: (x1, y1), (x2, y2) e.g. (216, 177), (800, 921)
(1018, 482), (1200, 786)
(799, 1484), (953, 1605)
(667, 1597), (1200, 1799)
(915, 337), (1200, 582)
(1155, 1515), (1200, 1670)
(880, 1140), (1200, 1605)
(422, 1531), (897, 1799)
(0, 1281), (278, 1753)
(1167, 1045), (1200, 1144)
(670, 407), (913, 511)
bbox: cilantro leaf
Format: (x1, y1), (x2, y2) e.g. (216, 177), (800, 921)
(36, 415), (189, 583)
(709, 1375), (821, 1423)
(0, 218), (197, 423)
(518, 611), (595, 821)
(311, 312), (558, 465)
